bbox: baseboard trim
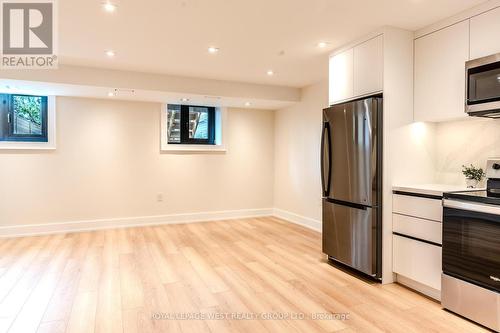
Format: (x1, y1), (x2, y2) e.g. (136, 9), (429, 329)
(0, 208), (274, 238)
(396, 274), (441, 301)
(0, 207), (323, 238)
(272, 208), (321, 232)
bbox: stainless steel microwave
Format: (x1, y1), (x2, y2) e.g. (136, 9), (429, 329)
(466, 53), (500, 118)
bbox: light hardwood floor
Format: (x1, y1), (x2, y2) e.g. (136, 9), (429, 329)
(0, 217), (489, 333)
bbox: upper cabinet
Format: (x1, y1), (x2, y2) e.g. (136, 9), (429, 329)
(414, 21), (470, 122)
(329, 35), (383, 105)
(353, 35), (384, 97)
(329, 49), (353, 105)
(470, 7), (500, 59)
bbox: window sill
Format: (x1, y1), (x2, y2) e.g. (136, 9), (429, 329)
(0, 141), (56, 150)
(160, 144), (227, 154)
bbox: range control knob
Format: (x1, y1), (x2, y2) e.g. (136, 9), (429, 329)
(493, 163), (500, 170)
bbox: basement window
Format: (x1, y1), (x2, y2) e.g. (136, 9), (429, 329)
(161, 104), (226, 152)
(0, 94), (56, 150)
(167, 104), (215, 144)
(0, 94), (48, 142)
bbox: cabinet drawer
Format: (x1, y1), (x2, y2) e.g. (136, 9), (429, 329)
(393, 194), (442, 222)
(393, 213), (442, 244)
(393, 234), (442, 290)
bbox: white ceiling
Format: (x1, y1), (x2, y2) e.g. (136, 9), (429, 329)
(59, 0), (485, 88)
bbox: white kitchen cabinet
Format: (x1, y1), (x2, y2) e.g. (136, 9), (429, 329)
(414, 20), (470, 122)
(393, 213), (442, 244)
(470, 7), (500, 59)
(392, 191), (443, 299)
(393, 194), (443, 222)
(329, 36), (384, 106)
(393, 234), (442, 291)
(353, 35), (384, 97)
(329, 49), (354, 105)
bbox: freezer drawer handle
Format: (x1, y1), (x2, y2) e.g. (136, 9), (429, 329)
(325, 198), (369, 210)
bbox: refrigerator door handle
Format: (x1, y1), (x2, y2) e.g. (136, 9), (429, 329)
(321, 121), (332, 196)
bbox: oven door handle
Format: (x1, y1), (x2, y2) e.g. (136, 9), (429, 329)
(443, 199), (500, 216)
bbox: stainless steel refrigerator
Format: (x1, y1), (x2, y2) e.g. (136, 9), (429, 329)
(321, 95), (382, 279)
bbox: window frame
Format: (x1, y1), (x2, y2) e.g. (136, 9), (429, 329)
(169, 104), (216, 145)
(161, 104), (226, 153)
(0, 95), (56, 150)
(5, 94), (49, 142)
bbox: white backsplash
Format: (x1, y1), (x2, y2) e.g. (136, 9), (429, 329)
(435, 117), (500, 185)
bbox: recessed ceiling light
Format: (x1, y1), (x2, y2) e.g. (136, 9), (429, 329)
(245, 102), (251, 107)
(181, 98), (190, 102)
(107, 91), (115, 97)
(208, 47), (219, 54)
(103, 2), (117, 12)
(105, 50), (115, 57)
(267, 70), (274, 76)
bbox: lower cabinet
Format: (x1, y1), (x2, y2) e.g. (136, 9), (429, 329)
(393, 213), (442, 244)
(393, 234), (442, 292)
(392, 192), (443, 300)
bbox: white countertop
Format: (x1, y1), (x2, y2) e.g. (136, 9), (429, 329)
(392, 183), (483, 197)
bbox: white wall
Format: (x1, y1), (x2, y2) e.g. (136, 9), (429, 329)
(2, 80), (482, 237)
(435, 117), (500, 185)
(273, 80), (328, 229)
(389, 122), (437, 185)
(0, 97), (275, 229)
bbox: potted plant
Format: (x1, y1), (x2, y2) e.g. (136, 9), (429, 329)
(462, 164), (486, 188)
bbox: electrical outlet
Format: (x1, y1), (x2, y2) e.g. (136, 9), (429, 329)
(157, 193), (164, 202)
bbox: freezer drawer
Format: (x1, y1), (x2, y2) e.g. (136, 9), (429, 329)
(322, 199), (380, 277)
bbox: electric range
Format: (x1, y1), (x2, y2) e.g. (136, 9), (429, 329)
(441, 158), (500, 332)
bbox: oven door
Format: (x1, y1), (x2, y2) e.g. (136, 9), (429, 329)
(466, 54), (500, 116)
(443, 200), (500, 292)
